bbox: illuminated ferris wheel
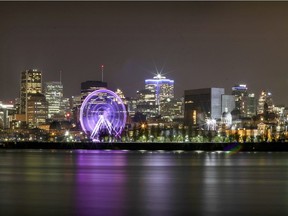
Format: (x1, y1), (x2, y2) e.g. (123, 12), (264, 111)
(79, 89), (127, 141)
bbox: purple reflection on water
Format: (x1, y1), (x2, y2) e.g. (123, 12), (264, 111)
(1, 150), (288, 215)
(74, 150), (128, 216)
(73, 150), (179, 215)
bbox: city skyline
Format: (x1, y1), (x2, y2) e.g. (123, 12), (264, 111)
(1, 2), (288, 105)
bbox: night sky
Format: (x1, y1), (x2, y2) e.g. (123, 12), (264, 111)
(1, 2), (288, 105)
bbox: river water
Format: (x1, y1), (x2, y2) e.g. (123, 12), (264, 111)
(0, 150), (288, 215)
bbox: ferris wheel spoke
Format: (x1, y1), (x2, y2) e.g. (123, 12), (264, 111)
(80, 89), (127, 142)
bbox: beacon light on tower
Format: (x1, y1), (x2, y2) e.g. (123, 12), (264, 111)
(79, 89), (127, 142)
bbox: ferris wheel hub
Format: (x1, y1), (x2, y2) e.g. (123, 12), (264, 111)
(79, 89), (127, 142)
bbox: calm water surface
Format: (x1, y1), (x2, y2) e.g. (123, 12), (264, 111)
(0, 150), (288, 216)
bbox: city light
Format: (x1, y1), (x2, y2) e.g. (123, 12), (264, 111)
(0, 68), (287, 144)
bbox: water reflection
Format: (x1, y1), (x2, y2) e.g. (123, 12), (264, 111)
(75, 151), (127, 216)
(1, 150), (288, 215)
(0, 150), (75, 215)
(201, 152), (288, 215)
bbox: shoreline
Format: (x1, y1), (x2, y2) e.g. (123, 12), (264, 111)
(1, 141), (288, 151)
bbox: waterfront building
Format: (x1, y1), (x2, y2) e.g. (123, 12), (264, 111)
(81, 80), (107, 103)
(20, 69), (42, 120)
(184, 88), (225, 126)
(45, 81), (63, 119)
(145, 74), (174, 114)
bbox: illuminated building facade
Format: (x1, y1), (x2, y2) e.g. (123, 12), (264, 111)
(81, 81), (107, 103)
(232, 84), (257, 118)
(61, 97), (71, 114)
(20, 69), (42, 118)
(0, 102), (14, 129)
(71, 95), (82, 123)
(126, 97), (138, 119)
(246, 93), (257, 117)
(45, 81), (63, 119)
(161, 98), (184, 121)
(145, 74), (174, 114)
(115, 89), (127, 104)
(71, 95), (81, 108)
(221, 108), (232, 128)
(184, 88), (224, 126)
(136, 89), (158, 118)
(27, 93), (48, 127)
(232, 84), (248, 117)
(0, 107), (8, 129)
(257, 91), (274, 115)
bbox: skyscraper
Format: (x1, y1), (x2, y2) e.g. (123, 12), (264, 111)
(232, 84), (248, 117)
(145, 74), (174, 114)
(246, 93), (257, 117)
(184, 88), (225, 126)
(231, 84), (258, 118)
(20, 69), (42, 121)
(45, 81), (63, 119)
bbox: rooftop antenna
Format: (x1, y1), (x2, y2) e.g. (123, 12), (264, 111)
(60, 70), (62, 83)
(101, 65), (104, 82)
